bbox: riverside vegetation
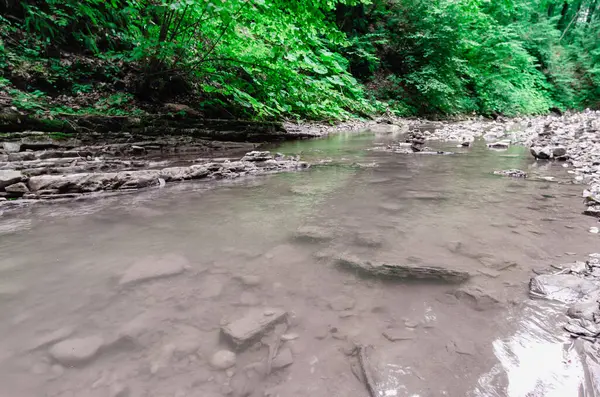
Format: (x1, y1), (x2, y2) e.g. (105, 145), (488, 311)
(0, 0), (599, 121)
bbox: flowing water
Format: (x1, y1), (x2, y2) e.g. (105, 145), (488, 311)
(0, 130), (599, 397)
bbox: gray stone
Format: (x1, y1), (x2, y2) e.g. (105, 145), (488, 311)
(382, 328), (415, 342)
(567, 301), (599, 321)
(2, 142), (21, 153)
(109, 383), (130, 397)
(119, 253), (189, 286)
(5, 182), (29, 194)
(209, 350), (236, 370)
(0, 170), (23, 189)
(530, 274), (600, 303)
(241, 151), (273, 162)
(48, 336), (104, 366)
(221, 308), (287, 349)
(271, 348), (294, 370)
(335, 254), (470, 283)
(454, 286), (502, 311)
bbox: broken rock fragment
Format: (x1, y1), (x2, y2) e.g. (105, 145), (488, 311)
(221, 308), (287, 350)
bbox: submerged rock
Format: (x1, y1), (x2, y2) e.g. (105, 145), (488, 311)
(271, 348), (294, 370)
(335, 254), (470, 283)
(48, 336), (104, 366)
(119, 253), (189, 286)
(221, 308), (287, 349)
(210, 350), (236, 370)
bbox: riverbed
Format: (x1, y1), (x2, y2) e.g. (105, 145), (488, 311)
(0, 130), (598, 397)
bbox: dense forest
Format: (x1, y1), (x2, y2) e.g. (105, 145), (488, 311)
(0, 0), (599, 120)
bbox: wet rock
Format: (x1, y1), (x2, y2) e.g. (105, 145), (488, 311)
(487, 140), (511, 149)
(567, 301), (599, 321)
(5, 182), (29, 194)
(271, 348), (294, 370)
(454, 286), (502, 311)
(241, 151), (273, 162)
(2, 142), (21, 153)
(329, 295), (356, 311)
(530, 145), (568, 160)
(210, 350), (237, 370)
(335, 254), (470, 283)
(0, 170), (23, 189)
(382, 328), (415, 342)
(565, 318), (600, 337)
(294, 226), (335, 242)
(493, 169), (527, 178)
(119, 253), (189, 286)
(48, 336), (104, 366)
(221, 308), (287, 350)
(530, 274), (600, 303)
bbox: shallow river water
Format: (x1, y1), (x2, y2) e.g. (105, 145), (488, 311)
(1, 131), (599, 397)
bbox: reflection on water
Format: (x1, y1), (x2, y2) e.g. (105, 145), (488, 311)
(472, 302), (586, 397)
(0, 130), (598, 397)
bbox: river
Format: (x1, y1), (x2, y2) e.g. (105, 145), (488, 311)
(0, 130), (598, 397)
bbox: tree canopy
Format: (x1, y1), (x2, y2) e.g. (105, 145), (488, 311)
(0, 0), (599, 119)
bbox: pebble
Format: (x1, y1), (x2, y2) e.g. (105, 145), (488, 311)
(590, 227), (600, 234)
(48, 336), (104, 367)
(210, 350), (236, 370)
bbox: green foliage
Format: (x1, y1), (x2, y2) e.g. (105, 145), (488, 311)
(1, 0), (598, 119)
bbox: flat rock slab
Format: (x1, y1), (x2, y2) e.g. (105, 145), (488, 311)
(221, 308), (287, 350)
(28, 327), (74, 351)
(0, 170), (23, 189)
(119, 253), (189, 286)
(49, 336), (104, 366)
(382, 329), (415, 342)
(335, 254), (470, 283)
(272, 348), (294, 370)
(530, 274), (600, 303)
